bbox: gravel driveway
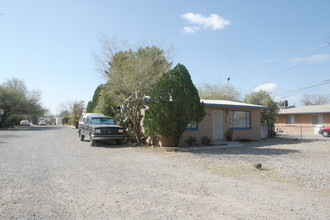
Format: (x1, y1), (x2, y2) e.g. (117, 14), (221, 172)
(0, 126), (329, 219)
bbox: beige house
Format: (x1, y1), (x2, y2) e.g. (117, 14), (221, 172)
(275, 104), (330, 135)
(147, 99), (268, 147)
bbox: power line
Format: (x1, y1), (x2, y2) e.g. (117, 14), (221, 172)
(275, 79), (330, 99)
(276, 79), (330, 94)
(259, 44), (329, 85)
(325, 31), (330, 44)
(254, 32), (330, 89)
(225, 43), (328, 76)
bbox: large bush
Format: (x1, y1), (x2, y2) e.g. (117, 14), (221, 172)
(144, 64), (205, 147)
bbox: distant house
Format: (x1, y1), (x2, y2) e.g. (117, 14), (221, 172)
(54, 117), (62, 125)
(275, 104), (330, 134)
(145, 99), (268, 147)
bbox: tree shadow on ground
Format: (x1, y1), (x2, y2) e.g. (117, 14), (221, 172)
(199, 147), (301, 156)
(172, 137), (310, 156)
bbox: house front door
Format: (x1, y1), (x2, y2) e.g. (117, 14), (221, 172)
(212, 110), (223, 140)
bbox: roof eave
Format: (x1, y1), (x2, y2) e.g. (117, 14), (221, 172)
(278, 111), (330, 115)
(203, 103), (269, 109)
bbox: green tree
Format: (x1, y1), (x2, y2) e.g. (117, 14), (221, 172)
(94, 84), (120, 118)
(86, 84), (104, 113)
(198, 80), (241, 101)
(0, 78), (45, 127)
(144, 64), (205, 147)
(71, 100), (85, 128)
(98, 45), (172, 143)
(243, 90), (279, 137)
(58, 100), (85, 126)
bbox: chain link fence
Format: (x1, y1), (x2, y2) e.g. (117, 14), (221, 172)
(275, 125), (328, 140)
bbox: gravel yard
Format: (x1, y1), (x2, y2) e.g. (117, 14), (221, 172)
(0, 126), (329, 219)
(173, 138), (330, 191)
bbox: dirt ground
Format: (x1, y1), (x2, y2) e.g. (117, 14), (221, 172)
(145, 137), (330, 219)
(0, 126), (329, 219)
(169, 137), (330, 191)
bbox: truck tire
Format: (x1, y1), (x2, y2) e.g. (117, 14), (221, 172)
(79, 133), (84, 141)
(89, 134), (96, 146)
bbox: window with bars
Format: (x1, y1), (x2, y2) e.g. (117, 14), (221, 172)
(186, 121), (198, 130)
(229, 111), (251, 129)
(312, 115), (323, 125)
(286, 115), (294, 125)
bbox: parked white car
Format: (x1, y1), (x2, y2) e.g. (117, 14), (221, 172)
(20, 120), (30, 126)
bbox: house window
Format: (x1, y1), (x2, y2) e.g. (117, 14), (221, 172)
(186, 121), (198, 130)
(286, 115), (294, 125)
(229, 111), (251, 129)
(312, 115), (323, 125)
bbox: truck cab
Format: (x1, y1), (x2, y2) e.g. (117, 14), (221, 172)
(78, 113), (125, 146)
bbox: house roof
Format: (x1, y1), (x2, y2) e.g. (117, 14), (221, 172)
(201, 99), (268, 109)
(278, 104), (330, 115)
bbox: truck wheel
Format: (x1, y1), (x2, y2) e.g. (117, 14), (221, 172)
(79, 133), (84, 141)
(322, 131), (329, 137)
(89, 135), (96, 146)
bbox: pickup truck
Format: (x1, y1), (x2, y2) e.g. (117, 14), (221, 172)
(78, 114), (125, 146)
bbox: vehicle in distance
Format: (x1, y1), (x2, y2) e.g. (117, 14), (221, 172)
(78, 114), (125, 146)
(318, 127), (330, 137)
(20, 120), (30, 126)
(38, 120), (47, 125)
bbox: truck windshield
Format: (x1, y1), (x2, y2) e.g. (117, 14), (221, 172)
(90, 118), (115, 125)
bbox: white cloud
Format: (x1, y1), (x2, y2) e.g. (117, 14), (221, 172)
(181, 12), (230, 34)
(253, 83), (278, 93)
(181, 26), (199, 34)
(287, 54), (330, 63)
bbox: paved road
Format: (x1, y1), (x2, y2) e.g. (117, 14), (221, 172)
(0, 126), (329, 219)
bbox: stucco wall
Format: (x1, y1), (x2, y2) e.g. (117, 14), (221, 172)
(144, 105), (262, 147)
(276, 113), (330, 134)
(179, 106), (261, 146)
(180, 107), (213, 146)
(231, 108), (261, 141)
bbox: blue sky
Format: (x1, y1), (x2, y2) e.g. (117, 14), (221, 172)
(1, 0), (329, 115)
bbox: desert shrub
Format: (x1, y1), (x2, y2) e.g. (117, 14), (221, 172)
(62, 116), (69, 125)
(186, 136), (197, 146)
(225, 129), (233, 141)
(201, 136), (211, 145)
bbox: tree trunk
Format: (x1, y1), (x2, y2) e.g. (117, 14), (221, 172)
(0, 112), (9, 128)
(0, 118), (5, 128)
(173, 138), (179, 147)
(267, 121), (275, 138)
